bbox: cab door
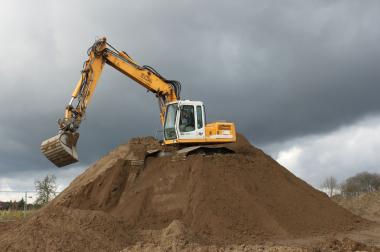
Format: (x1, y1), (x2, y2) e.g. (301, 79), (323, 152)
(177, 105), (196, 139)
(177, 104), (203, 140)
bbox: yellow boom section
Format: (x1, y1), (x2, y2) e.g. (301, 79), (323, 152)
(105, 51), (178, 124)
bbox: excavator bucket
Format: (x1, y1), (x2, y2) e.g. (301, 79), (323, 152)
(40, 132), (79, 167)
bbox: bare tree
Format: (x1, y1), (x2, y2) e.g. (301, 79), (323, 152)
(35, 174), (57, 206)
(340, 172), (380, 197)
(321, 176), (338, 197)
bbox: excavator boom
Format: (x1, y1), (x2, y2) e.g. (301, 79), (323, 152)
(41, 37), (180, 167)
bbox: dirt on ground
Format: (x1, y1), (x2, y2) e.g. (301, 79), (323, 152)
(0, 134), (377, 251)
(334, 191), (380, 222)
(121, 237), (380, 252)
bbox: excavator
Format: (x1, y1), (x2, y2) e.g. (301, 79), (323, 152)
(41, 37), (236, 167)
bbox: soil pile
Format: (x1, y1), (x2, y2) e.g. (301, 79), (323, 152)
(0, 134), (367, 251)
(122, 237), (380, 252)
(334, 191), (380, 222)
(312, 238), (380, 252)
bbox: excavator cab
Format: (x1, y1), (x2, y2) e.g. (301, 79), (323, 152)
(163, 100), (235, 145)
(164, 100), (206, 143)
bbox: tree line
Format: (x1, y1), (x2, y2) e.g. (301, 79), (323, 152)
(0, 198), (34, 211)
(0, 174), (58, 210)
(321, 172), (380, 197)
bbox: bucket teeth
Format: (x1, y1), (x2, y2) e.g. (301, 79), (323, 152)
(41, 133), (79, 167)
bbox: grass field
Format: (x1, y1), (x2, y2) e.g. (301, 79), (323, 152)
(0, 210), (36, 221)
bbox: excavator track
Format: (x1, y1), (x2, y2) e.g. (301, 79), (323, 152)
(170, 145), (235, 162)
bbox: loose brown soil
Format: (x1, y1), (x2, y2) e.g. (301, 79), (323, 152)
(0, 134), (374, 251)
(334, 191), (380, 222)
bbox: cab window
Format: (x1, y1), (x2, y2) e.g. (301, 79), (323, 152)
(179, 105), (195, 132)
(164, 104), (178, 140)
(196, 105), (203, 129)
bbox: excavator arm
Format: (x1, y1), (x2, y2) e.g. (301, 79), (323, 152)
(41, 37), (181, 167)
(61, 37), (180, 132)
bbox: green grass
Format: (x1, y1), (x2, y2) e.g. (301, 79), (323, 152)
(0, 210), (36, 221)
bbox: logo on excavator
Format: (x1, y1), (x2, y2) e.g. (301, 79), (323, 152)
(141, 72), (152, 83)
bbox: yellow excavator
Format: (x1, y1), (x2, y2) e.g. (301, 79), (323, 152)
(41, 37), (236, 167)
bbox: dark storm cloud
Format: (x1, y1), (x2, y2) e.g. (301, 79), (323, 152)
(0, 0), (380, 186)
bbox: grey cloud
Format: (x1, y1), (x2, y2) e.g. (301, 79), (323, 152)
(0, 0), (380, 187)
(265, 115), (380, 187)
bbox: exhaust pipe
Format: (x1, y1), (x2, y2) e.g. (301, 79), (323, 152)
(40, 132), (79, 167)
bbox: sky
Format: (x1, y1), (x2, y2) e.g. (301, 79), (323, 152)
(0, 0), (379, 200)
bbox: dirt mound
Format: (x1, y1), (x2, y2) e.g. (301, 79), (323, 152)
(334, 191), (380, 222)
(312, 238), (380, 252)
(0, 134), (368, 251)
(122, 237), (380, 252)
